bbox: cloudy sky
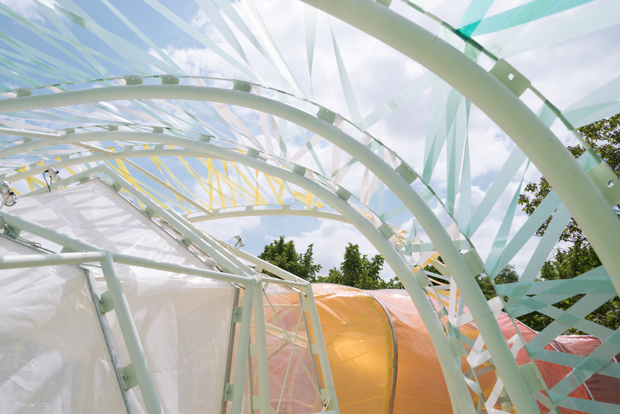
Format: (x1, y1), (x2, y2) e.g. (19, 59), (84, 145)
(1, 0), (619, 279)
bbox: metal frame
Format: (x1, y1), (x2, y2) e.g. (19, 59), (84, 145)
(0, 174), (339, 414)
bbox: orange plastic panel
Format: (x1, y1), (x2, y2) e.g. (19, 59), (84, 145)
(313, 284), (395, 414)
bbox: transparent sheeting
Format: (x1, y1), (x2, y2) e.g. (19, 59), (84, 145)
(7, 179), (236, 414)
(0, 236), (127, 413)
(260, 283), (321, 413)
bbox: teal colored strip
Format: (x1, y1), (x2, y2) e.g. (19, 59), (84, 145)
(484, 167), (526, 277)
(303, 4), (317, 99)
(197, 0), (251, 66)
(458, 136), (472, 234)
(457, 0), (496, 34)
(467, 145), (526, 237)
(212, 0), (269, 58)
(330, 23), (364, 128)
(519, 203), (571, 283)
(100, 0), (185, 76)
(457, 0), (595, 38)
(362, 71), (434, 130)
(142, 0), (260, 81)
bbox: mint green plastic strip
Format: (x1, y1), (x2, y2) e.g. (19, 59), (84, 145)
(563, 74), (620, 127)
(457, 0), (496, 33)
(423, 88), (463, 182)
(457, 0), (595, 39)
(330, 23), (364, 129)
(212, 0), (269, 59)
(446, 98), (468, 215)
(550, 334), (620, 401)
(0, 2), (104, 79)
(458, 136), (472, 233)
(518, 203), (571, 283)
(362, 71), (435, 130)
(241, 0), (305, 98)
(495, 1), (620, 58)
(484, 167), (526, 277)
(467, 145), (526, 237)
(101, 0), (185, 76)
(494, 190), (561, 272)
(142, 0), (260, 82)
(36, 0), (118, 78)
(197, 0), (252, 66)
(0, 27), (93, 82)
(304, 4), (317, 99)
(559, 397), (620, 414)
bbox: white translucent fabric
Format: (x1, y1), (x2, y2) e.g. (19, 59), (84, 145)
(7, 179), (236, 414)
(0, 236), (127, 413)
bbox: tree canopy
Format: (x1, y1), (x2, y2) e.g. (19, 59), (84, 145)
(317, 243), (403, 290)
(258, 236), (321, 282)
(512, 114), (620, 332)
(259, 238), (402, 290)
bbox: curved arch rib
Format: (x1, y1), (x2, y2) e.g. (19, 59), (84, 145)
(5, 134), (477, 414)
(0, 85), (530, 410)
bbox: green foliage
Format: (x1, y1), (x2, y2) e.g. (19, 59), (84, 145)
(518, 114), (620, 244)
(476, 265), (519, 301)
(317, 243), (403, 290)
(514, 114), (620, 332)
(258, 236), (321, 282)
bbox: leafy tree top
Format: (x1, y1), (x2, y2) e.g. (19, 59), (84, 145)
(258, 236), (321, 282)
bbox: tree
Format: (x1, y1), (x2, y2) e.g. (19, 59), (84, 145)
(476, 265), (519, 302)
(317, 243), (403, 290)
(514, 114), (620, 332)
(518, 114), (620, 245)
(258, 236), (321, 282)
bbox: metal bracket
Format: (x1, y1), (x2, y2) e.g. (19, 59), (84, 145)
(180, 236), (192, 247)
(144, 207), (155, 218)
(462, 249), (484, 276)
(112, 182), (122, 191)
(119, 364), (138, 390)
(233, 306), (243, 323)
(292, 164), (307, 176)
(335, 186), (351, 201)
(160, 74), (179, 85)
(232, 80), (252, 92)
(587, 162), (620, 207)
(98, 291), (115, 314)
(395, 162), (418, 184)
(13, 87), (32, 97)
(519, 362), (545, 393)
(249, 343), (258, 357)
(316, 107), (336, 124)
(489, 59), (531, 98)
(377, 222), (394, 240)
(246, 148), (260, 158)
(449, 337), (465, 357)
(199, 134), (212, 143)
(414, 270), (431, 288)
(123, 75), (143, 85)
(224, 383), (234, 401)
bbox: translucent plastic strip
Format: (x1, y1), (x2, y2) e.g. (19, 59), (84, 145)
(240, 0), (305, 98)
(467, 145), (526, 237)
(212, 0), (269, 59)
(355, 70), (433, 130)
(457, 0), (595, 39)
(484, 171), (525, 277)
(303, 4), (318, 99)
(196, 0), (252, 66)
(517, 203), (571, 283)
(495, 1), (620, 58)
(100, 0), (185, 76)
(142, 0), (260, 82)
(329, 22), (364, 128)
